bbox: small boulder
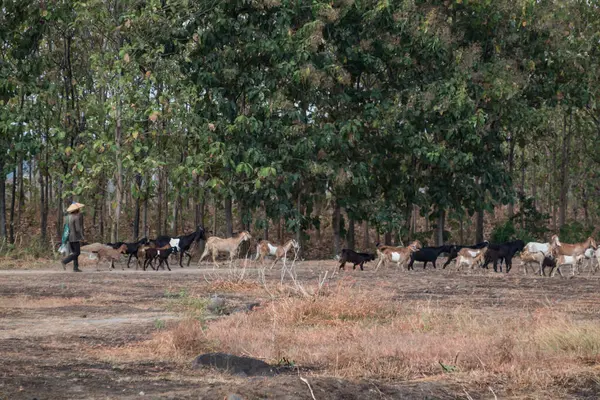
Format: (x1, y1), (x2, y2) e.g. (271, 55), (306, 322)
(192, 352), (276, 377)
(207, 296), (227, 314)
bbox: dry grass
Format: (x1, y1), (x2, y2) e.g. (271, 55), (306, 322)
(110, 279), (600, 393)
(0, 295), (87, 308)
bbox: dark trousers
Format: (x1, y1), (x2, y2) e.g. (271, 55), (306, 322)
(62, 241), (81, 269)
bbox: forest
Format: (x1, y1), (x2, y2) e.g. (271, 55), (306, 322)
(1, 0), (600, 258)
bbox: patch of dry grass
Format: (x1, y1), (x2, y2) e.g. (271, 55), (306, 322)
(90, 278), (600, 393)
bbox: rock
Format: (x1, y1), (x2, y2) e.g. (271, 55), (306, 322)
(192, 352), (276, 377)
(226, 394), (244, 400)
(207, 296), (226, 314)
(231, 302), (261, 314)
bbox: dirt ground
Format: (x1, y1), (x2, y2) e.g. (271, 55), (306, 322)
(1, 258), (600, 400)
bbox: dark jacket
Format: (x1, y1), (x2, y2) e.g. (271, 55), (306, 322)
(68, 213), (84, 242)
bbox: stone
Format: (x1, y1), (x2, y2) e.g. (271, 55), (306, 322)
(226, 394), (244, 400)
(207, 296), (226, 314)
(192, 352), (276, 377)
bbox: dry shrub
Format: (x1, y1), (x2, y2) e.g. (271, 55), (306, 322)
(145, 319), (214, 361)
(204, 278), (262, 293)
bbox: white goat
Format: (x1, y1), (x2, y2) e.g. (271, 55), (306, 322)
(255, 239), (299, 268)
(456, 247), (488, 271)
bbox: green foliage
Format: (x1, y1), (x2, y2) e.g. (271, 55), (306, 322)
(559, 222), (595, 244)
(491, 196), (550, 243)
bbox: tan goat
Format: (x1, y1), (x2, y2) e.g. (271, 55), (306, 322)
(375, 240), (422, 271)
(92, 244), (127, 270)
(548, 235), (597, 276)
(519, 249), (545, 275)
(198, 231), (252, 268)
(455, 247), (488, 271)
(255, 239), (299, 268)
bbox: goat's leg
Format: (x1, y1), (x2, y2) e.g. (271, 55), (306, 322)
(198, 248), (210, 267)
(185, 251), (193, 267)
(506, 257), (512, 273)
(165, 258), (171, 271)
(442, 254), (456, 269)
(360, 261), (365, 271)
(179, 252), (184, 268)
(339, 261), (346, 271)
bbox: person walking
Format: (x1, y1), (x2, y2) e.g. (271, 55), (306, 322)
(61, 202), (85, 272)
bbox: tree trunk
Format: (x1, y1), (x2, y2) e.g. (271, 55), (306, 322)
(212, 196), (218, 236)
(347, 216), (355, 250)
(333, 201), (341, 257)
(16, 155), (24, 238)
(507, 136), (516, 218)
(277, 218), (283, 243)
(363, 221), (369, 250)
(559, 112), (571, 228)
(384, 232), (392, 245)
(520, 145), (526, 229)
(39, 154), (47, 243)
(459, 214), (464, 244)
(0, 156), (8, 240)
(551, 143), (557, 231)
(157, 169), (163, 235)
(133, 174), (142, 240)
(9, 162), (17, 243)
(476, 210), (484, 243)
(436, 209), (445, 246)
(224, 195), (233, 237)
(111, 99), (123, 243)
(56, 179), (63, 240)
(172, 194), (179, 235)
(296, 191), (302, 258)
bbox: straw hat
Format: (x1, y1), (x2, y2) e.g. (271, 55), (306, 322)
(66, 202), (85, 213)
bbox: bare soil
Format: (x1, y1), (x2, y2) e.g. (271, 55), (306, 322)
(1, 259), (600, 399)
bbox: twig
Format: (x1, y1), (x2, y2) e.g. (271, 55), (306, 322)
(462, 388), (474, 400)
(488, 386), (498, 400)
(300, 377), (317, 400)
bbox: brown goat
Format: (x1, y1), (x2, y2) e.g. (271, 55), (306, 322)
(94, 244), (128, 270)
(375, 240), (422, 271)
(552, 236), (596, 258)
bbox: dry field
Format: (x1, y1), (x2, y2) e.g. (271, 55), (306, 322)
(1, 258), (600, 399)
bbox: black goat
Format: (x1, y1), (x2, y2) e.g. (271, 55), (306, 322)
(143, 247), (177, 271)
(443, 241), (489, 269)
(107, 237), (149, 268)
(482, 240), (525, 273)
(175, 226), (207, 267)
(151, 226), (207, 267)
(338, 249), (376, 271)
(408, 245), (454, 270)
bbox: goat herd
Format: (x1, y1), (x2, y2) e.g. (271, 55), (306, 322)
(75, 225), (599, 278)
(77, 226), (299, 271)
(339, 234), (599, 277)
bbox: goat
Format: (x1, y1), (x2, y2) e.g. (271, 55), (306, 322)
(550, 236), (597, 275)
(136, 242), (171, 270)
(107, 237), (149, 268)
(374, 240), (422, 271)
(455, 247), (488, 271)
(198, 231), (252, 268)
(519, 249), (546, 275)
(482, 240), (525, 273)
(94, 244), (128, 270)
(255, 238), (299, 268)
(81, 243), (113, 253)
(442, 241), (489, 269)
(168, 226), (207, 268)
(408, 245), (454, 270)
(542, 254), (585, 277)
(338, 249), (376, 271)
(593, 248), (600, 274)
(524, 241), (552, 256)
